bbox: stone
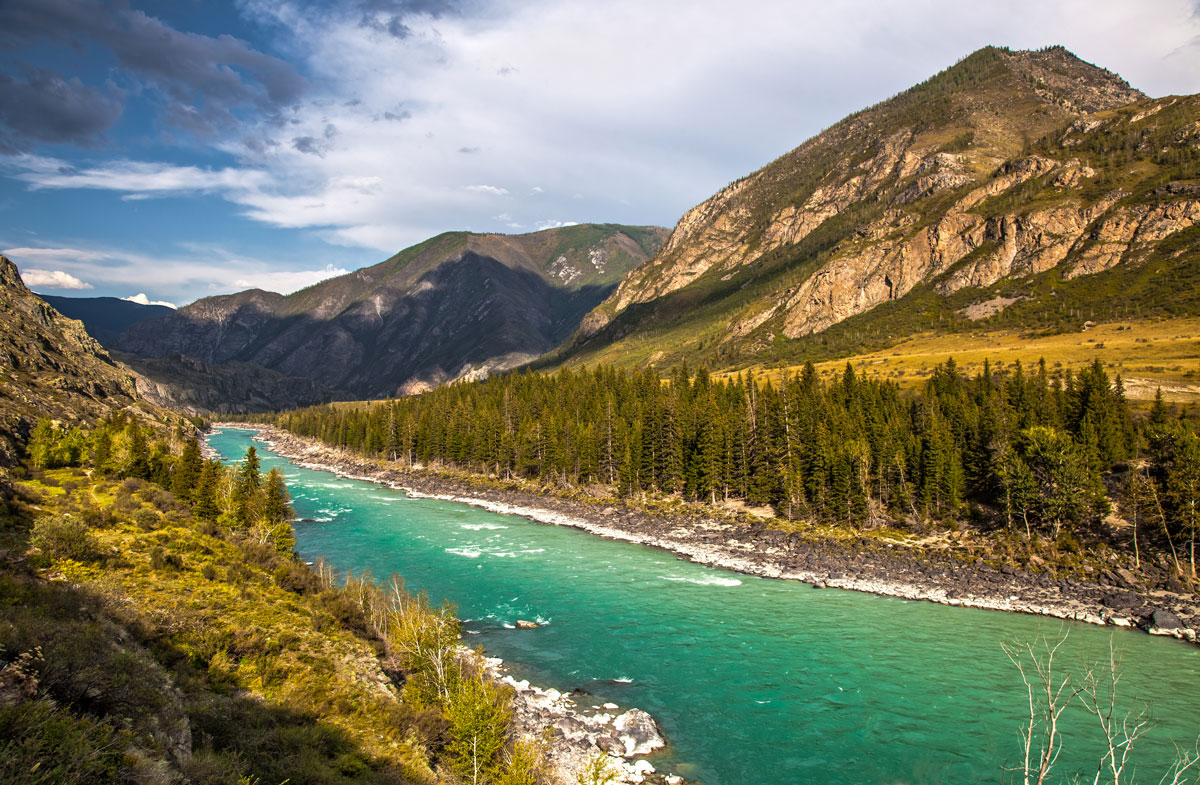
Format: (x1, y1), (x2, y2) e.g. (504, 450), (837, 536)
(1146, 609), (1185, 631)
(612, 709), (666, 757)
(515, 619), (540, 629)
(1101, 591), (1142, 610)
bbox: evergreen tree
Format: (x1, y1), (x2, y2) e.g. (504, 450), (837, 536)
(125, 421), (150, 480)
(171, 437), (203, 502)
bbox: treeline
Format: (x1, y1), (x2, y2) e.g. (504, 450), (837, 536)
(270, 359), (1200, 577)
(28, 412), (294, 552)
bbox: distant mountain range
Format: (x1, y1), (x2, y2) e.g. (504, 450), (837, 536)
(543, 46), (1200, 371)
(40, 295), (175, 345)
(48, 224), (666, 411)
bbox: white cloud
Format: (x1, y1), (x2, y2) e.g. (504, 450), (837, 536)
(8, 0), (1200, 263)
(231, 264), (350, 294)
(3, 244), (349, 304)
(7, 154), (271, 199)
(534, 220), (579, 230)
(123, 293), (177, 308)
(20, 268), (93, 290)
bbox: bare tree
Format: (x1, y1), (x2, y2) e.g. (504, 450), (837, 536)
(1004, 631), (1083, 785)
(1004, 630), (1200, 785)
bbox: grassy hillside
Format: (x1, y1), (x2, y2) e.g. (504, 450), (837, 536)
(0, 418), (547, 785)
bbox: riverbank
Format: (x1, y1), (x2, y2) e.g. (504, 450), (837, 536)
(222, 424), (1200, 648)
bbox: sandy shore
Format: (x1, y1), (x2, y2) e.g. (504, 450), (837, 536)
(219, 424), (1200, 649)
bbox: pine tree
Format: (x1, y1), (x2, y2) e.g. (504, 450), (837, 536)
(171, 437), (203, 502)
(125, 421), (150, 480)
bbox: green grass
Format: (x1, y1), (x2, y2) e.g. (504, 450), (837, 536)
(1, 471), (440, 785)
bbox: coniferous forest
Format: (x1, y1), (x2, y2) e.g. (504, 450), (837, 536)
(268, 358), (1200, 578)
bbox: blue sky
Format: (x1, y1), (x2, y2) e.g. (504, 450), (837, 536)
(3, 0), (1200, 307)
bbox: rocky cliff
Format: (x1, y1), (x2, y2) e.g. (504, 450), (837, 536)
(0, 254), (144, 463)
(554, 47), (1198, 370)
(113, 224), (666, 405)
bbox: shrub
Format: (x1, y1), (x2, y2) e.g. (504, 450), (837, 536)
(149, 547), (183, 571)
(273, 561), (321, 595)
(133, 509), (161, 531)
(79, 506), (116, 530)
(118, 478), (146, 495)
(30, 516), (100, 562)
(0, 699), (125, 784)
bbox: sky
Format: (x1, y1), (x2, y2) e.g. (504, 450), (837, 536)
(2, 0), (1200, 307)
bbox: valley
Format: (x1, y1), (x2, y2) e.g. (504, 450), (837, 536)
(3, 28), (1200, 785)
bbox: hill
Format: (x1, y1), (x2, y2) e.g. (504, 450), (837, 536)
(544, 46), (1199, 372)
(113, 224), (666, 404)
(0, 254), (146, 464)
(39, 295), (175, 345)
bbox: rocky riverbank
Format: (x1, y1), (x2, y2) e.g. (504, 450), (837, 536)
(219, 424), (1200, 649)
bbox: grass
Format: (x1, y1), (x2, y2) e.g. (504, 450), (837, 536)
(721, 316), (1200, 403)
(1, 470), (440, 785)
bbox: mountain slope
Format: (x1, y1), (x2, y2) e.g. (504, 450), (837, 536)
(114, 224), (666, 401)
(0, 255), (143, 463)
(39, 295), (175, 345)
(547, 46), (1200, 371)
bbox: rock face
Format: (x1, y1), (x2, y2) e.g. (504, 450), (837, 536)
(120, 353), (341, 416)
(553, 46), (1200, 370)
(0, 255), (144, 464)
(113, 225), (666, 407)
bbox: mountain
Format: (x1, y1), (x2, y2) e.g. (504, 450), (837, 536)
(0, 255), (144, 464)
(547, 46), (1198, 371)
(113, 224), (666, 404)
(39, 294), (175, 345)
(120, 352), (343, 416)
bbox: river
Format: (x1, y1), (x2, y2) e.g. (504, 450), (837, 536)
(209, 427), (1200, 785)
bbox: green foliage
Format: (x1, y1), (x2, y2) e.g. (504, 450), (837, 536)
(0, 698), (125, 785)
(29, 514), (100, 562)
(274, 357), (1144, 546)
(27, 418), (86, 470)
(4, 420), (467, 785)
(445, 673), (513, 785)
(575, 753), (618, 785)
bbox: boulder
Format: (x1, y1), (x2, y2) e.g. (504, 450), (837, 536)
(1101, 591), (1142, 611)
(515, 619), (540, 629)
(612, 709), (665, 757)
(1144, 609), (1185, 631)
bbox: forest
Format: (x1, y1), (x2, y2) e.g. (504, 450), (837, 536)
(267, 358), (1200, 579)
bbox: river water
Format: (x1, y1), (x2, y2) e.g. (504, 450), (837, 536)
(209, 428), (1200, 785)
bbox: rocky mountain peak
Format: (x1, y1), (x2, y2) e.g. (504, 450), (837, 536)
(997, 46), (1145, 114)
(553, 49), (1195, 374)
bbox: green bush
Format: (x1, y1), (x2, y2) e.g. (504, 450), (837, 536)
(0, 699), (125, 785)
(30, 515), (100, 562)
(134, 509), (161, 531)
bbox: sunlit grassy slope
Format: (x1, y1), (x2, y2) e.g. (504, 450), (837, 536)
(724, 317), (1200, 403)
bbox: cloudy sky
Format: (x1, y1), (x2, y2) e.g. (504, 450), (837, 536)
(2, 0), (1199, 306)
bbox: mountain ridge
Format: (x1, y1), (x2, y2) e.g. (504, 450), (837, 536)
(545, 45), (1192, 373)
(110, 223), (667, 404)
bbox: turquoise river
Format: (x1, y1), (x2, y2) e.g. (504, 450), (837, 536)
(209, 428), (1200, 785)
